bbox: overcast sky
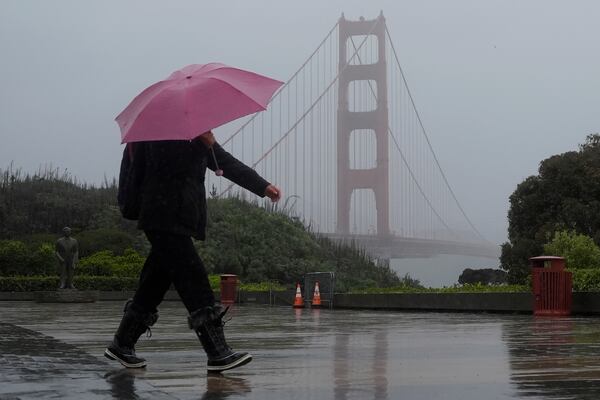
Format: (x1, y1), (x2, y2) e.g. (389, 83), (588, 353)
(1, 0), (599, 247)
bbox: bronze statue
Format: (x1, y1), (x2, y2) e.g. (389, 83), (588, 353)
(55, 227), (79, 289)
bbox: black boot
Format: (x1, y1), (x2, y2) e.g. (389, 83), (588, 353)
(188, 305), (252, 372)
(104, 300), (158, 368)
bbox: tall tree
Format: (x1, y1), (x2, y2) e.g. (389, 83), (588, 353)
(501, 134), (600, 283)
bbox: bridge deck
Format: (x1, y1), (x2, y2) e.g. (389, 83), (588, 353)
(322, 233), (500, 259)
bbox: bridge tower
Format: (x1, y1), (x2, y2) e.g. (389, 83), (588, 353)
(337, 13), (390, 235)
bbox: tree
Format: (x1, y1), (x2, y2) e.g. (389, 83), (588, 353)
(500, 239), (542, 284)
(543, 230), (600, 269)
(458, 268), (507, 285)
(501, 134), (600, 283)
(398, 273), (423, 288)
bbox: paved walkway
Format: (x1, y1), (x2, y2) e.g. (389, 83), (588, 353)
(2, 301), (600, 399)
(0, 322), (175, 399)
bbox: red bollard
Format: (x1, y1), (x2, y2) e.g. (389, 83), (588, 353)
(220, 274), (239, 305)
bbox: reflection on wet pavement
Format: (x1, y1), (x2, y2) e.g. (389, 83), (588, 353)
(0, 322), (175, 399)
(504, 317), (600, 400)
(200, 374), (252, 400)
(1, 301), (600, 399)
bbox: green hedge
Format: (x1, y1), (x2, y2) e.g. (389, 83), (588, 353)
(239, 281), (286, 291)
(0, 275), (139, 292)
(350, 276), (600, 294)
(0, 239), (144, 278)
(0, 274), (283, 292)
(207, 275), (285, 291)
(350, 283), (530, 294)
(0, 240), (56, 276)
(3, 275), (600, 293)
(78, 249), (144, 277)
(572, 269), (600, 292)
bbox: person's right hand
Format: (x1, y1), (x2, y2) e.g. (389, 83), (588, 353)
(198, 131), (216, 148)
(264, 185), (281, 202)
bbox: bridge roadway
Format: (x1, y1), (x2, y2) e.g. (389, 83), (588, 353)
(322, 233), (500, 260)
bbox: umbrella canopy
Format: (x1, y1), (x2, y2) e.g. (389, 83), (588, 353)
(116, 63), (283, 143)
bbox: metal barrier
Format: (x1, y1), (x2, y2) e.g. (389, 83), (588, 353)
(304, 272), (335, 309)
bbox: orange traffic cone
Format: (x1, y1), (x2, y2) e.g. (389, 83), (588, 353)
(311, 281), (322, 308)
(293, 282), (304, 308)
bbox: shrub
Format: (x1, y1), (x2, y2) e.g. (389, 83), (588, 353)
(75, 276), (138, 291)
(17, 233), (56, 250)
(544, 230), (600, 269)
(0, 276), (58, 291)
(76, 229), (137, 257)
(239, 281), (286, 291)
(571, 269), (600, 292)
(0, 275), (139, 291)
(459, 268), (507, 285)
(199, 197), (401, 290)
(0, 274), (286, 292)
(0, 240), (56, 276)
(208, 274), (220, 290)
(78, 248), (144, 277)
(350, 284), (529, 294)
(29, 243), (56, 275)
(0, 240), (29, 276)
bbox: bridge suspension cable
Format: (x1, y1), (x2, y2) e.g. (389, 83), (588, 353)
(221, 21), (340, 148)
(385, 26), (487, 243)
(206, 15), (489, 245)
(347, 36), (459, 240)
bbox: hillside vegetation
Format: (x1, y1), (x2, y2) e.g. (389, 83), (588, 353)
(0, 165), (402, 291)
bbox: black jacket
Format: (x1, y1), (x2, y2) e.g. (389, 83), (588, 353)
(136, 139), (269, 239)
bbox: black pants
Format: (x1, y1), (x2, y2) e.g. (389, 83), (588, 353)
(132, 231), (215, 314)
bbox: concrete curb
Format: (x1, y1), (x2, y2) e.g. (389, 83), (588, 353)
(2, 290), (600, 314)
(334, 292), (600, 314)
(34, 290), (99, 303)
(334, 292), (533, 312)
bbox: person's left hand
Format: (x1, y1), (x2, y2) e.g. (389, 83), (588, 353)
(264, 185), (282, 202)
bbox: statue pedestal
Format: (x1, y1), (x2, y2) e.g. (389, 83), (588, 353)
(34, 290), (99, 303)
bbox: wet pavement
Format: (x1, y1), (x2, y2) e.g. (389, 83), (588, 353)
(1, 301), (600, 399)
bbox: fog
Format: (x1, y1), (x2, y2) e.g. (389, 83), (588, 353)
(1, 1), (599, 284)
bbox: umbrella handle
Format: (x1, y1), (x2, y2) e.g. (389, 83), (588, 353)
(210, 147), (223, 176)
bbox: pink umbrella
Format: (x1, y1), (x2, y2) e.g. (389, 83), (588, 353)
(116, 63), (283, 143)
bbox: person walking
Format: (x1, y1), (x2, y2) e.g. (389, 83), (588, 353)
(105, 131), (281, 372)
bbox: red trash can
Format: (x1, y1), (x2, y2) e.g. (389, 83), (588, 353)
(530, 256), (572, 316)
(220, 274), (239, 305)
